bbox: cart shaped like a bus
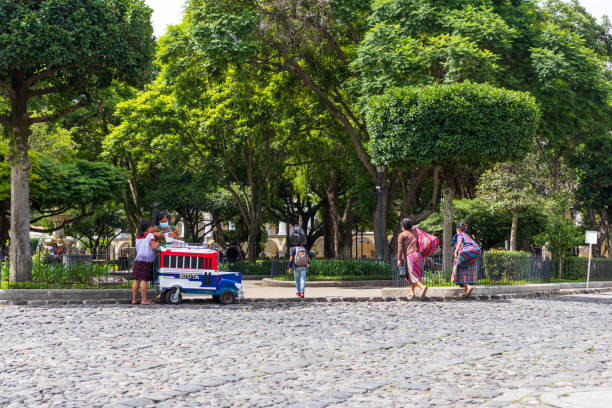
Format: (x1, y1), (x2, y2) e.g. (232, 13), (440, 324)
(158, 244), (243, 305)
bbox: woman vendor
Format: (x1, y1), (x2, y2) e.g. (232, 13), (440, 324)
(153, 211), (180, 243)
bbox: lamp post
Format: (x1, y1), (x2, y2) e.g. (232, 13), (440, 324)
(376, 165), (385, 262)
(284, 184), (292, 257)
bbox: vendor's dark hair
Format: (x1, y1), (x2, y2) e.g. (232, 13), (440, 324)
(158, 211), (170, 222)
(138, 219), (152, 237)
(401, 218), (413, 230)
(456, 222), (468, 232)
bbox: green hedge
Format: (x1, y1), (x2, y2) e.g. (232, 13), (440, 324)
(309, 259), (391, 278)
(218, 260), (271, 275)
(482, 251), (531, 281)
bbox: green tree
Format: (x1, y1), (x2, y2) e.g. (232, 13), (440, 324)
(366, 82), (539, 271)
(64, 205), (127, 256)
(477, 155), (544, 251)
(533, 217), (583, 278)
(0, 0), (155, 281)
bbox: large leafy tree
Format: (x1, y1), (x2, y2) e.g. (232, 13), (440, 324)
(477, 155), (544, 251)
(0, 0), (155, 281)
(366, 82), (539, 270)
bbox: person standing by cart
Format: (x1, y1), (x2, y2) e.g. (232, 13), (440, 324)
(288, 227), (310, 298)
(131, 219), (159, 305)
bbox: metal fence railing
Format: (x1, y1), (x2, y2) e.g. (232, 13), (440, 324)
(0, 247), (142, 289)
(391, 254), (612, 288)
(2, 248), (611, 289)
(269, 258), (391, 281)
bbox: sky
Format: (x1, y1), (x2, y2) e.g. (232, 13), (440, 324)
(145, 0), (610, 38)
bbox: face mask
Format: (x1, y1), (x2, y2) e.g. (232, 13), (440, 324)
(160, 222), (169, 229)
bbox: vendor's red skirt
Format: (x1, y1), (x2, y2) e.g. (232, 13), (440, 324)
(132, 260), (153, 281)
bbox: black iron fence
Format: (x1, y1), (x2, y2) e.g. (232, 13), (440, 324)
(391, 253), (612, 288)
(269, 258), (391, 281)
(1, 247), (611, 289)
(0, 247), (141, 289)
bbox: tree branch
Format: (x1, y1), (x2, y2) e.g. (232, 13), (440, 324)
(25, 63), (76, 87)
(30, 213), (90, 233)
(29, 102), (85, 124)
(284, 56), (376, 179)
(28, 86), (58, 97)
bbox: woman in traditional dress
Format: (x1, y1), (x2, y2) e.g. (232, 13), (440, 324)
(397, 218), (428, 299)
(452, 222), (481, 297)
(153, 211), (180, 242)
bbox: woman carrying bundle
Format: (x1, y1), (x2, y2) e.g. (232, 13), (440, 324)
(452, 222), (481, 297)
(397, 218), (428, 299)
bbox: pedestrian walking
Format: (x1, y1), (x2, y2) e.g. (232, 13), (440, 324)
(288, 226), (310, 298)
(397, 218), (428, 298)
(131, 219), (160, 305)
(452, 222), (481, 297)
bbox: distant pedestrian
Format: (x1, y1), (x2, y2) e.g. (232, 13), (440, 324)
(397, 218), (428, 298)
(288, 226), (310, 298)
(452, 222), (481, 297)
(131, 219), (159, 305)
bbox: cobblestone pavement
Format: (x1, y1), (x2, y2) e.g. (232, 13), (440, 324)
(1, 293), (611, 408)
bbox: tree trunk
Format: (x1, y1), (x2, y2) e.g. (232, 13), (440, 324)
(212, 213), (228, 251)
(510, 207), (519, 251)
(9, 73), (33, 282)
(441, 174), (455, 274)
(326, 177), (355, 259)
(320, 204), (335, 258)
(246, 220), (259, 264)
(558, 252), (564, 280)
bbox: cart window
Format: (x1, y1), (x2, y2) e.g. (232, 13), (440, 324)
(178, 256), (184, 269)
(205, 257), (211, 269)
(170, 255), (177, 269)
(198, 257), (204, 270)
(190, 256), (197, 269)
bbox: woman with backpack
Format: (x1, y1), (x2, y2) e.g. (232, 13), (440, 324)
(397, 218), (428, 299)
(452, 222), (481, 297)
(288, 227), (310, 298)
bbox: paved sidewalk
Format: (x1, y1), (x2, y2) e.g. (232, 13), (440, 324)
(240, 281), (383, 299)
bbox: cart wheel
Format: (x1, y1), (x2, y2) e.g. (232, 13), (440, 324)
(219, 290), (235, 305)
(212, 295), (220, 303)
(164, 288), (182, 305)
(158, 290), (166, 304)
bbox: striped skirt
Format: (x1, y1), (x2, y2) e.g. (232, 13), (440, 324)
(406, 251), (424, 284)
(132, 260), (153, 281)
(453, 260), (478, 285)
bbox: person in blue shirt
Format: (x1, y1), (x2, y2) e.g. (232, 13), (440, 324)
(287, 227), (310, 298)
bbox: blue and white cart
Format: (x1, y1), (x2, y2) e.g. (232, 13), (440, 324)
(157, 244), (243, 305)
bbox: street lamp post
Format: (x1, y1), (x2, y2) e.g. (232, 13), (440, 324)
(284, 185), (292, 257)
(376, 165), (385, 262)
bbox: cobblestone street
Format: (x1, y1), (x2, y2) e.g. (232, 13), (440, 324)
(1, 293), (611, 407)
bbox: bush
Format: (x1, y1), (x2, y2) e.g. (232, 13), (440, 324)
(30, 237), (41, 253)
(219, 260), (271, 275)
(483, 251), (531, 281)
(309, 259), (390, 278)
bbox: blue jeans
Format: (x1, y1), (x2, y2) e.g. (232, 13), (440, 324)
(293, 267), (307, 294)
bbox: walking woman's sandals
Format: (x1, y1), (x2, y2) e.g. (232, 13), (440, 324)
(420, 286), (428, 299)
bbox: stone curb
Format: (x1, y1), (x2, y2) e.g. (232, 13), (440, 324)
(0, 287), (609, 306)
